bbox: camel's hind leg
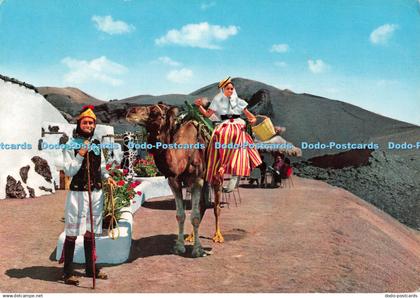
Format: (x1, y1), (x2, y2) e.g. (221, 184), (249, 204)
(190, 178), (208, 257)
(168, 177), (186, 255)
(212, 183), (224, 243)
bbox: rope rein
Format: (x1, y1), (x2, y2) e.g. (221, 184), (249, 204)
(105, 182), (120, 240)
(154, 104), (165, 119)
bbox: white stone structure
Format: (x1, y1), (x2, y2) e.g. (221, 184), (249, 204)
(0, 77), (67, 199)
(0, 77), (119, 199)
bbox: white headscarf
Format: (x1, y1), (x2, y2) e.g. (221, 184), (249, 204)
(209, 87), (248, 119)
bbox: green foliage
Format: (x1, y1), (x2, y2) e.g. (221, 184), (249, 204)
(133, 154), (160, 177)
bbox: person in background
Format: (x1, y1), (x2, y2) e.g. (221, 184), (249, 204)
(281, 157), (293, 180)
(258, 155), (267, 187)
(270, 153), (284, 188)
(248, 167), (261, 187)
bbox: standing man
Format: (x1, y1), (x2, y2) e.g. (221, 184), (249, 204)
(59, 105), (117, 286)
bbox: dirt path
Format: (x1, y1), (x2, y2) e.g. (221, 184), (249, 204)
(0, 176), (419, 293)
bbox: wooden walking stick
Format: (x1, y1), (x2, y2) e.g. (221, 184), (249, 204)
(85, 140), (96, 289)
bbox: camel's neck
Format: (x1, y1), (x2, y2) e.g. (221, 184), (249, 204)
(147, 127), (170, 153)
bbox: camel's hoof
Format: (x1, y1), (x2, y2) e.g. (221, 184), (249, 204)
(185, 233), (194, 243)
(173, 241), (186, 255)
(212, 232), (225, 243)
(192, 246), (208, 258)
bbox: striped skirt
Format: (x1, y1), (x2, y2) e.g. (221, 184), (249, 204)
(205, 119), (262, 184)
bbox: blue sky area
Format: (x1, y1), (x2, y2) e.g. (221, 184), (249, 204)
(0, 0), (419, 125)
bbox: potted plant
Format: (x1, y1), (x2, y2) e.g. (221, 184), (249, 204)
(102, 162), (142, 230)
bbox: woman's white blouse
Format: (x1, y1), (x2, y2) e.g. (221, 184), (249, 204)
(209, 93), (248, 119)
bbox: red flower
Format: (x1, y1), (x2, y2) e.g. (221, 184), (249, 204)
(123, 169), (128, 175)
(136, 191), (142, 196)
(106, 164), (111, 171)
(117, 180), (125, 186)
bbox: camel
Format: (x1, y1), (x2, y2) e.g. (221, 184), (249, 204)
(126, 103), (225, 257)
(126, 102), (303, 256)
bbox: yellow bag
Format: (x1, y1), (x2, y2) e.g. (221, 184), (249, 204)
(252, 115), (276, 141)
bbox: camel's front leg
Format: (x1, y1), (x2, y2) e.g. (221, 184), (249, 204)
(185, 181), (210, 243)
(168, 177), (186, 255)
(212, 183), (224, 243)
(190, 179), (208, 257)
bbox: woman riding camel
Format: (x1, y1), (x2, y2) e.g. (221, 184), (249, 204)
(195, 77), (262, 191)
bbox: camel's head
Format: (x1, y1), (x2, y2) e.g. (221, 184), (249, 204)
(126, 106), (150, 125)
(146, 104), (170, 133)
(127, 103), (179, 135)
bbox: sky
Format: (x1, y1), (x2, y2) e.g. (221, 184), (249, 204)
(0, 0), (419, 125)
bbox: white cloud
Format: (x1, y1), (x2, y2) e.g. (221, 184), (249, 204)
(308, 59), (329, 74)
(156, 56), (182, 67)
(274, 61), (287, 67)
(155, 22), (239, 49)
(61, 56), (127, 86)
(270, 44), (289, 53)
(92, 15), (135, 35)
(375, 79), (399, 87)
(325, 87), (339, 95)
(166, 68), (193, 83)
(370, 24), (398, 45)
(201, 1), (216, 10)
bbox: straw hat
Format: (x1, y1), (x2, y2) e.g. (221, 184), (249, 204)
(218, 76), (232, 89)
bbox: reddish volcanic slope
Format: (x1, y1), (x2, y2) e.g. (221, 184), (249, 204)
(37, 86), (104, 105)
